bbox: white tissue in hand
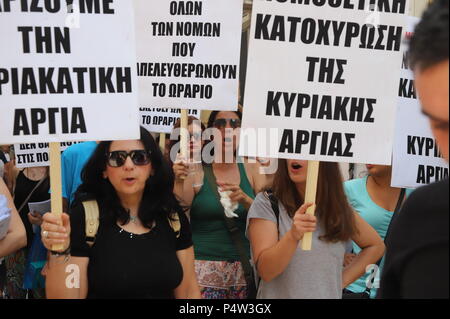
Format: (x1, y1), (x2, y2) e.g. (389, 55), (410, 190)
(0, 195), (12, 240)
(218, 188), (239, 218)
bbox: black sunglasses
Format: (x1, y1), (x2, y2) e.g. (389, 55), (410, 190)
(213, 118), (241, 129)
(106, 150), (151, 167)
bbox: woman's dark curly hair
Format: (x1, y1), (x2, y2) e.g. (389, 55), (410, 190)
(74, 127), (182, 228)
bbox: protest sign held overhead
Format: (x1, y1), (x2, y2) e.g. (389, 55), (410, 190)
(14, 141), (82, 168)
(0, 1), (140, 144)
(240, 0), (409, 164)
(140, 107), (200, 134)
(392, 16), (449, 188)
(135, 0), (243, 110)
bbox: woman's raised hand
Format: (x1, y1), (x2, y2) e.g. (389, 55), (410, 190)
(173, 154), (189, 182)
(41, 212), (71, 252)
(217, 181), (253, 209)
(290, 203), (316, 241)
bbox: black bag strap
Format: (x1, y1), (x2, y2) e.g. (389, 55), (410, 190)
(17, 172), (48, 213)
(364, 188), (406, 295)
(383, 188), (406, 245)
(264, 190), (280, 237)
(203, 164), (256, 298)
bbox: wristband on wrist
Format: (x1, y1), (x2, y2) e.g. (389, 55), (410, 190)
(50, 246), (71, 256)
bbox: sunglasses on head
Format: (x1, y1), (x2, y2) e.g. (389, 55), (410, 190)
(106, 150), (151, 167)
(213, 118), (241, 129)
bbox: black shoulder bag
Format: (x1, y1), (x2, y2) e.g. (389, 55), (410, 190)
(264, 190), (281, 237)
(203, 165), (257, 299)
(343, 188), (406, 299)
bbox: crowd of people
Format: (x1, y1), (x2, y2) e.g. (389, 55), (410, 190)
(0, 0), (448, 299)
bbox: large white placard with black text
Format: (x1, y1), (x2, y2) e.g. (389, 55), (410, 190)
(391, 17), (449, 188)
(239, 0), (409, 164)
(0, 1), (139, 144)
(135, 0), (243, 110)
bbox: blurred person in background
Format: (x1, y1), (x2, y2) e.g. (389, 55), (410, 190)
(379, 0), (449, 299)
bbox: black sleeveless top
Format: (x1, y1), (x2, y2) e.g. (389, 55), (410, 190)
(70, 200), (193, 299)
(13, 170), (50, 248)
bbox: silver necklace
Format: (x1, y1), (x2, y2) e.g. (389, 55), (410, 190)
(129, 215), (139, 224)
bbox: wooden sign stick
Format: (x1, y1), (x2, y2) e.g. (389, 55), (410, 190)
(301, 160), (320, 251)
(159, 133), (166, 153)
(179, 109), (189, 179)
(49, 142), (64, 252)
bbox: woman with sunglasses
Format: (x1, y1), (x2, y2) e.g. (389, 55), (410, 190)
(169, 116), (206, 164)
(41, 127), (200, 299)
(173, 111), (267, 299)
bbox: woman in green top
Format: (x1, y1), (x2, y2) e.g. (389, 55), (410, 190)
(173, 110), (267, 299)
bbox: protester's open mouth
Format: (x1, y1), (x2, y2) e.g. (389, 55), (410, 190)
(124, 177), (136, 184)
(291, 163), (303, 170)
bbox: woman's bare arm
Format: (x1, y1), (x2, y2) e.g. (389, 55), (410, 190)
(0, 179), (27, 258)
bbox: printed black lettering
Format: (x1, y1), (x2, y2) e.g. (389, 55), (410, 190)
(349, 97), (365, 122)
(57, 67), (73, 93)
(386, 26), (402, 51)
(364, 99), (375, 123)
(316, 19), (331, 45)
(333, 96), (349, 121)
(320, 131), (329, 155)
(38, 68), (56, 93)
(13, 109), (30, 136)
(12, 107), (87, 136)
(296, 94), (311, 118)
(17, 26), (33, 53)
(374, 25), (387, 50)
(344, 133), (355, 157)
(295, 130), (310, 153)
(71, 107), (87, 133)
(407, 135), (416, 155)
(78, 0), (114, 14)
(306, 56), (320, 82)
(48, 108), (59, 133)
(317, 95), (333, 120)
(170, 1), (202, 15)
(266, 91), (282, 116)
(283, 92), (297, 117)
(334, 59), (347, 84)
(399, 78), (416, 99)
(255, 14), (271, 40)
(31, 108), (46, 134)
(279, 129), (294, 153)
(151, 22), (174, 36)
(0, 0), (15, 12)
(21, 67), (38, 94)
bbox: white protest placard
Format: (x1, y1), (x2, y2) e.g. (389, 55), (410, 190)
(239, 0), (409, 164)
(140, 107), (200, 134)
(14, 141), (82, 168)
(135, 0), (243, 110)
(391, 17), (449, 188)
(0, 1), (140, 144)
